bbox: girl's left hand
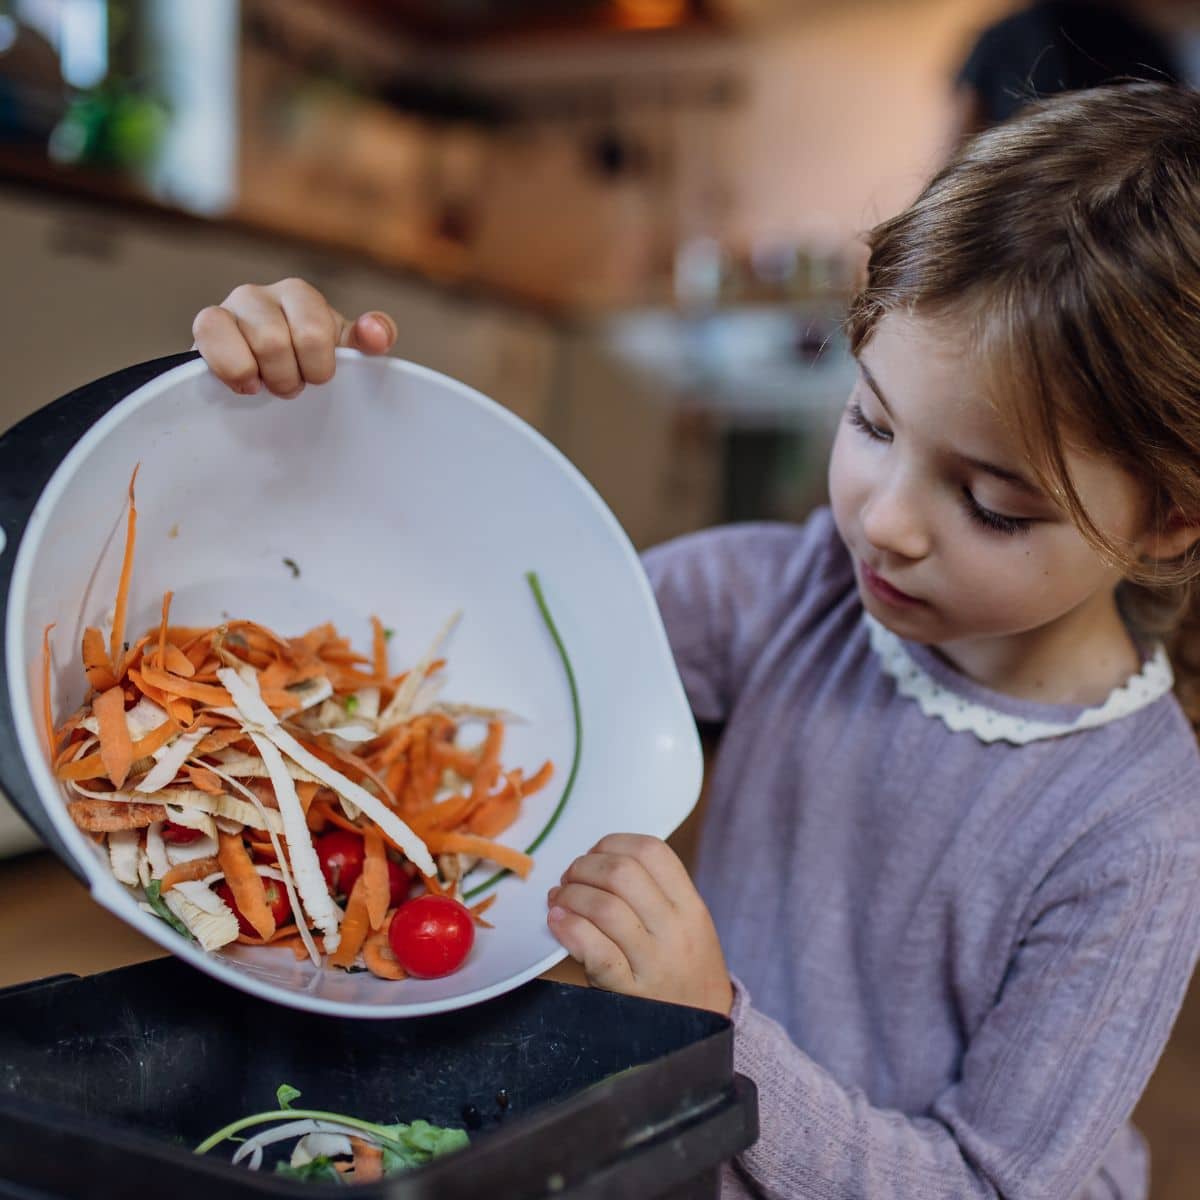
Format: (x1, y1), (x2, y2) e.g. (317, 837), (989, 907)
(547, 834), (734, 1016)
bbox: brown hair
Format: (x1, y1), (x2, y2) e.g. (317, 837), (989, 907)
(845, 83), (1200, 726)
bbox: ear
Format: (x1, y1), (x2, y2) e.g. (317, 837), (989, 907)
(1139, 506), (1200, 563)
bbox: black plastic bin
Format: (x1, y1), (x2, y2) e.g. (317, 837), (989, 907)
(0, 957), (757, 1199)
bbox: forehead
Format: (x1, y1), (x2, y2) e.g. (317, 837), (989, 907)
(857, 310), (1146, 523)
(856, 312), (1023, 450)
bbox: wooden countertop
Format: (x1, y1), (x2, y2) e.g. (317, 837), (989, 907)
(0, 850), (586, 991)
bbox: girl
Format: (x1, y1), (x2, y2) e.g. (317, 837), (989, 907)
(192, 83), (1200, 1199)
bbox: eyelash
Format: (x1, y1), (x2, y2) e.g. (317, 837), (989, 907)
(845, 402), (1034, 538)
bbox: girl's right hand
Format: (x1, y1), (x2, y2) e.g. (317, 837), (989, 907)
(192, 278), (397, 398)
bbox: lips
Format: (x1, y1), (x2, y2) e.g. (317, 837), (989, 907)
(859, 560), (923, 608)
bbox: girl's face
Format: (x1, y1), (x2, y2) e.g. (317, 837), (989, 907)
(828, 312), (1145, 650)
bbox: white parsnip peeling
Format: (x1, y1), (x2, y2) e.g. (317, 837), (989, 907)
(217, 668), (436, 877)
(249, 729), (342, 955)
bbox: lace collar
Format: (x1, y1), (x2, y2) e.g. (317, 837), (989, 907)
(865, 614), (1174, 745)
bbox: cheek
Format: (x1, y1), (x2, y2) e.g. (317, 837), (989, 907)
(827, 422), (862, 526)
(950, 533), (1114, 628)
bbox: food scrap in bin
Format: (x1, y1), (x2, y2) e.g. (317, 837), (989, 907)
(41, 467), (580, 982)
(195, 1083), (469, 1182)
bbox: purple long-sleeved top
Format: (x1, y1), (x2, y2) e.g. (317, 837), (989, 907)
(644, 508), (1200, 1200)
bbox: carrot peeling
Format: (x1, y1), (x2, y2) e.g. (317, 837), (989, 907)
(161, 856), (222, 892)
(362, 828), (389, 931)
(93, 684), (134, 789)
(330, 876), (371, 968)
(426, 832), (534, 879)
(108, 464), (140, 670)
(41, 623), (57, 761)
(81, 626), (117, 692)
(362, 929), (407, 980)
(217, 830), (276, 940)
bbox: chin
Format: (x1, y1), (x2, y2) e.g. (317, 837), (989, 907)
(857, 586), (944, 644)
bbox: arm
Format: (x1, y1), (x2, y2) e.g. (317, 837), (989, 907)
(642, 512), (849, 726)
(554, 828), (1200, 1199)
(736, 830), (1199, 1199)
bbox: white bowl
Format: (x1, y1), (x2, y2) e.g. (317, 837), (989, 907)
(3, 350), (702, 1017)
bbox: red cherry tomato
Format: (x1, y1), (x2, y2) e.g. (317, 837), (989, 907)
(387, 859), (413, 908)
(314, 830), (365, 897)
(387, 895), (475, 979)
(161, 821), (204, 845)
(214, 879), (291, 938)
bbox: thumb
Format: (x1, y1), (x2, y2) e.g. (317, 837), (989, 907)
(337, 310), (397, 355)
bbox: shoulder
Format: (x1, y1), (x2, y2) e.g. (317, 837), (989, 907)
(1038, 699), (1200, 892)
(642, 507), (850, 615)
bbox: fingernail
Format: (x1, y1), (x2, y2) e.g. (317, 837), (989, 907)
(241, 377), (261, 395)
(364, 314), (391, 342)
(548, 905), (565, 923)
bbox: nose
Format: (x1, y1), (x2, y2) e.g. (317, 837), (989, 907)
(860, 467), (932, 562)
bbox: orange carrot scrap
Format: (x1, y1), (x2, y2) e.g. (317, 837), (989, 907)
(57, 718), (178, 781)
(524, 760), (554, 796)
(186, 764), (224, 794)
(67, 799), (166, 831)
(426, 832), (534, 879)
(161, 855), (222, 892)
(352, 1138), (384, 1183)
(108, 465), (140, 669)
(81, 627), (116, 692)
(362, 828), (389, 931)
(217, 830), (276, 940)
(330, 875), (371, 968)
(467, 790), (521, 839)
(295, 781), (319, 814)
(156, 590), (173, 673)
(93, 684), (134, 789)
(469, 722), (505, 806)
(162, 644), (195, 678)
(362, 929), (407, 980)
(193, 728), (245, 756)
(41, 624), (57, 761)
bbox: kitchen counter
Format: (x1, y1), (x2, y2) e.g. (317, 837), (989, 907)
(0, 850), (586, 992)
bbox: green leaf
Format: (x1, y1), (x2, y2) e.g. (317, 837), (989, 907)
(144, 880), (195, 942)
(274, 1155), (343, 1183)
(343, 695), (359, 716)
(383, 628), (395, 641)
(276, 1084), (302, 1110)
(376, 1121), (469, 1174)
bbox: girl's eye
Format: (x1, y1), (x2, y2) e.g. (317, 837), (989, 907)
(847, 402), (891, 442)
(962, 488), (1033, 536)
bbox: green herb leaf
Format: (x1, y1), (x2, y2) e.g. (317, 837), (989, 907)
(282, 557), (301, 579)
(144, 880), (195, 942)
(276, 1084), (302, 1110)
(274, 1156), (343, 1183)
(343, 695), (359, 716)
(376, 1121), (470, 1174)
(383, 628), (395, 641)
(464, 572), (581, 902)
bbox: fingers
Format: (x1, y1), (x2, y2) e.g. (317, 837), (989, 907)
(278, 279), (341, 387)
(557, 851), (675, 936)
(340, 311), (397, 355)
(546, 903), (636, 993)
(193, 279), (398, 399)
(216, 283), (303, 397)
(588, 834), (697, 910)
(191, 306), (261, 395)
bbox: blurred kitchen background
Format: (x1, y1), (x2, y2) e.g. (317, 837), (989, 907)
(4, 2), (1200, 1192)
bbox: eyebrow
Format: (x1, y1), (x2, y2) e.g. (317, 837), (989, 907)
(856, 359), (1045, 498)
